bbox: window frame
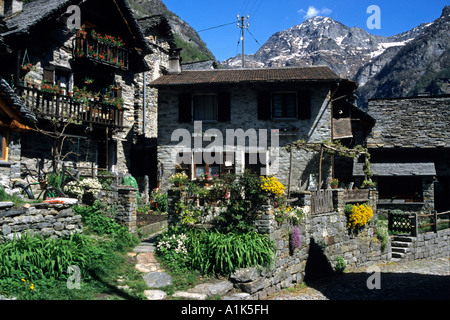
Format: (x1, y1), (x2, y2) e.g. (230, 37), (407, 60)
(271, 91), (298, 119)
(193, 93), (219, 122)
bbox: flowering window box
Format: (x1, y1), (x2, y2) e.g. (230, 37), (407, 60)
(73, 30), (129, 70)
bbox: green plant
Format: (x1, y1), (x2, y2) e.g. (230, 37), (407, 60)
(169, 172), (189, 186)
(213, 171), (269, 233)
(330, 178), (339, 187)
(149, 188), (168, 212)
(335, 256), (346, 274)
(376, 216), (389, 251)
(347, 203), (374, 231)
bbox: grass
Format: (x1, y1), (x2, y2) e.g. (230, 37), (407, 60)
(0, 201), (148, 300)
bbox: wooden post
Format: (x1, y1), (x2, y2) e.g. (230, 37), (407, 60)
(318, 144), (324, 190)
(433, 210), (438, 233)
(288, 147), (293, 199)
(411, 213), (418, 237)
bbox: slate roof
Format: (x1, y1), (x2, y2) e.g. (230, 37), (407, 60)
(1, 0), (152, 52)
(0, 76), (37, 125)
(150, 66), (344, 87)
(137, 14), (175, 49)
(353, 161), (437, 177)
(367, 95), (450, 149)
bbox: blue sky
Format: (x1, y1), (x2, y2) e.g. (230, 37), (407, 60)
(162, 0), (449, 62)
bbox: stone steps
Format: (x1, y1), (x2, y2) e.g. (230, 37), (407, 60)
(391, 236), (415, 261)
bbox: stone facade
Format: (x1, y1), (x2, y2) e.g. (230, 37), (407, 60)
(0, 1), (173, 190)
(156, 83), (335, 191)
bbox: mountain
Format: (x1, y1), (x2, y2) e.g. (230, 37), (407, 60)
(222, 7), (450, 108)
(357, 6), (450, 106)
(128, 0), (215, 63)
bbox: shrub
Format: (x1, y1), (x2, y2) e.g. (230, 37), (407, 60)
(155, 227), (276, 276)
(150, 188), (168, 212)
(347, 203), (373, 230)
(261, 176), (285, 197)
(335, 256), (346, 274)
(289, 226), (301, 255)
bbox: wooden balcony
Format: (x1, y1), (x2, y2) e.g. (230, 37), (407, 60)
(16, 86), (125, 128)
(73, 35), (129, 71)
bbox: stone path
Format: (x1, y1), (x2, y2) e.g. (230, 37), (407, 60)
(129, 232), (237, 300)
(129, 233), (172, 300)
(268, 257), (450, 300)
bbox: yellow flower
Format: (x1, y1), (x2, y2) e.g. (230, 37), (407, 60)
(21, 279), (25, 282)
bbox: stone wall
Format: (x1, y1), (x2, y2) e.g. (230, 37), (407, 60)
(0, 202), (83, 239)
(233, 190), (387, 299)
(409, 229), (450, 260)
(167, 188), (388, 298)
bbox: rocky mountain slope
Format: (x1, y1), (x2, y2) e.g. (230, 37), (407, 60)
(128, 0), (215, 62)
(222, 7), (450, 108)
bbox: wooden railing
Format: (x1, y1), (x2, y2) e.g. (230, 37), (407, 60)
(73, 35), (129, 70)
(16, 86), (125, 128)
(389, 210), (450, 236)
(311, 189), (333, 214)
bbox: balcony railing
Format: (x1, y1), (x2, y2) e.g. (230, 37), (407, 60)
(16, 86), (125, 128)
(73, 34), (129, 71)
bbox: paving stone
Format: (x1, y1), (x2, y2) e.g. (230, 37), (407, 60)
(187, 280), (234, 297)
(144, 290), (167, 300)
(172, 291), (207, 300)
(222, 293), (251, 300)
(142, 272), (172, 288)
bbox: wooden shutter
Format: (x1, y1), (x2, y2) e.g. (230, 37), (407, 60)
(257, 91), (271, 120)
(218, 92), (231, 122)
(178, 93), (192, 123)
(298, 91), (311, 120)
(43, 67), (55, 83)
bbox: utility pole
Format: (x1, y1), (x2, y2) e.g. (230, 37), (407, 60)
(237, 14), (249, 68)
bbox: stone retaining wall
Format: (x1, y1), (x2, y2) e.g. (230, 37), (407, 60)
(402, 229), (450, 261)
(233, 207), (388, 299)
(0, 202), (83, 239)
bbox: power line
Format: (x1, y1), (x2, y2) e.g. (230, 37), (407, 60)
(197, 21), (236, 33)
(246, 28), (262, 48)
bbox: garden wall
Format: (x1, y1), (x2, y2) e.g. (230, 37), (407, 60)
(167, 188), (389, 299)
(234, 200), (388, 299)
(398, 229), (450, 261)
(0, 202), (83, 239)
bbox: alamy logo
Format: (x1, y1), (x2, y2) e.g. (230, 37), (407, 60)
(66, 5), (81, 30)
(171, 121), (280, 175)
(67, 265), (81, 290)
(366, 265), (381, 290)
(367, 5), (381, 30)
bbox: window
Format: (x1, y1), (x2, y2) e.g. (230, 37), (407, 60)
(192, 152), (235, 179)
(193, 94), (218, 121)
(272, 92), (297, 118)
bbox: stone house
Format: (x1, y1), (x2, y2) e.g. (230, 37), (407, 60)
(0, 0), (174, 189)
(353, 95), (450, 213)
(150, 58), (369, 191)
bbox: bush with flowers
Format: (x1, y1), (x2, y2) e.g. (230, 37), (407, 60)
(261, 176), (285, 198)
(346, 203), (373, 231)
(64, 178), (102, 200)
(169, 172), (189, 186)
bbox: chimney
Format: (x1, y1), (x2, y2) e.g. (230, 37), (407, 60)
(168, 48), (182, 74)
(1, 0), (23, 16)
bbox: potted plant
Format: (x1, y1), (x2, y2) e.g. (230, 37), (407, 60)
(361, 179), (376, 189)
(169, 172), (189, 187)
(330, 178), (339, 189)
